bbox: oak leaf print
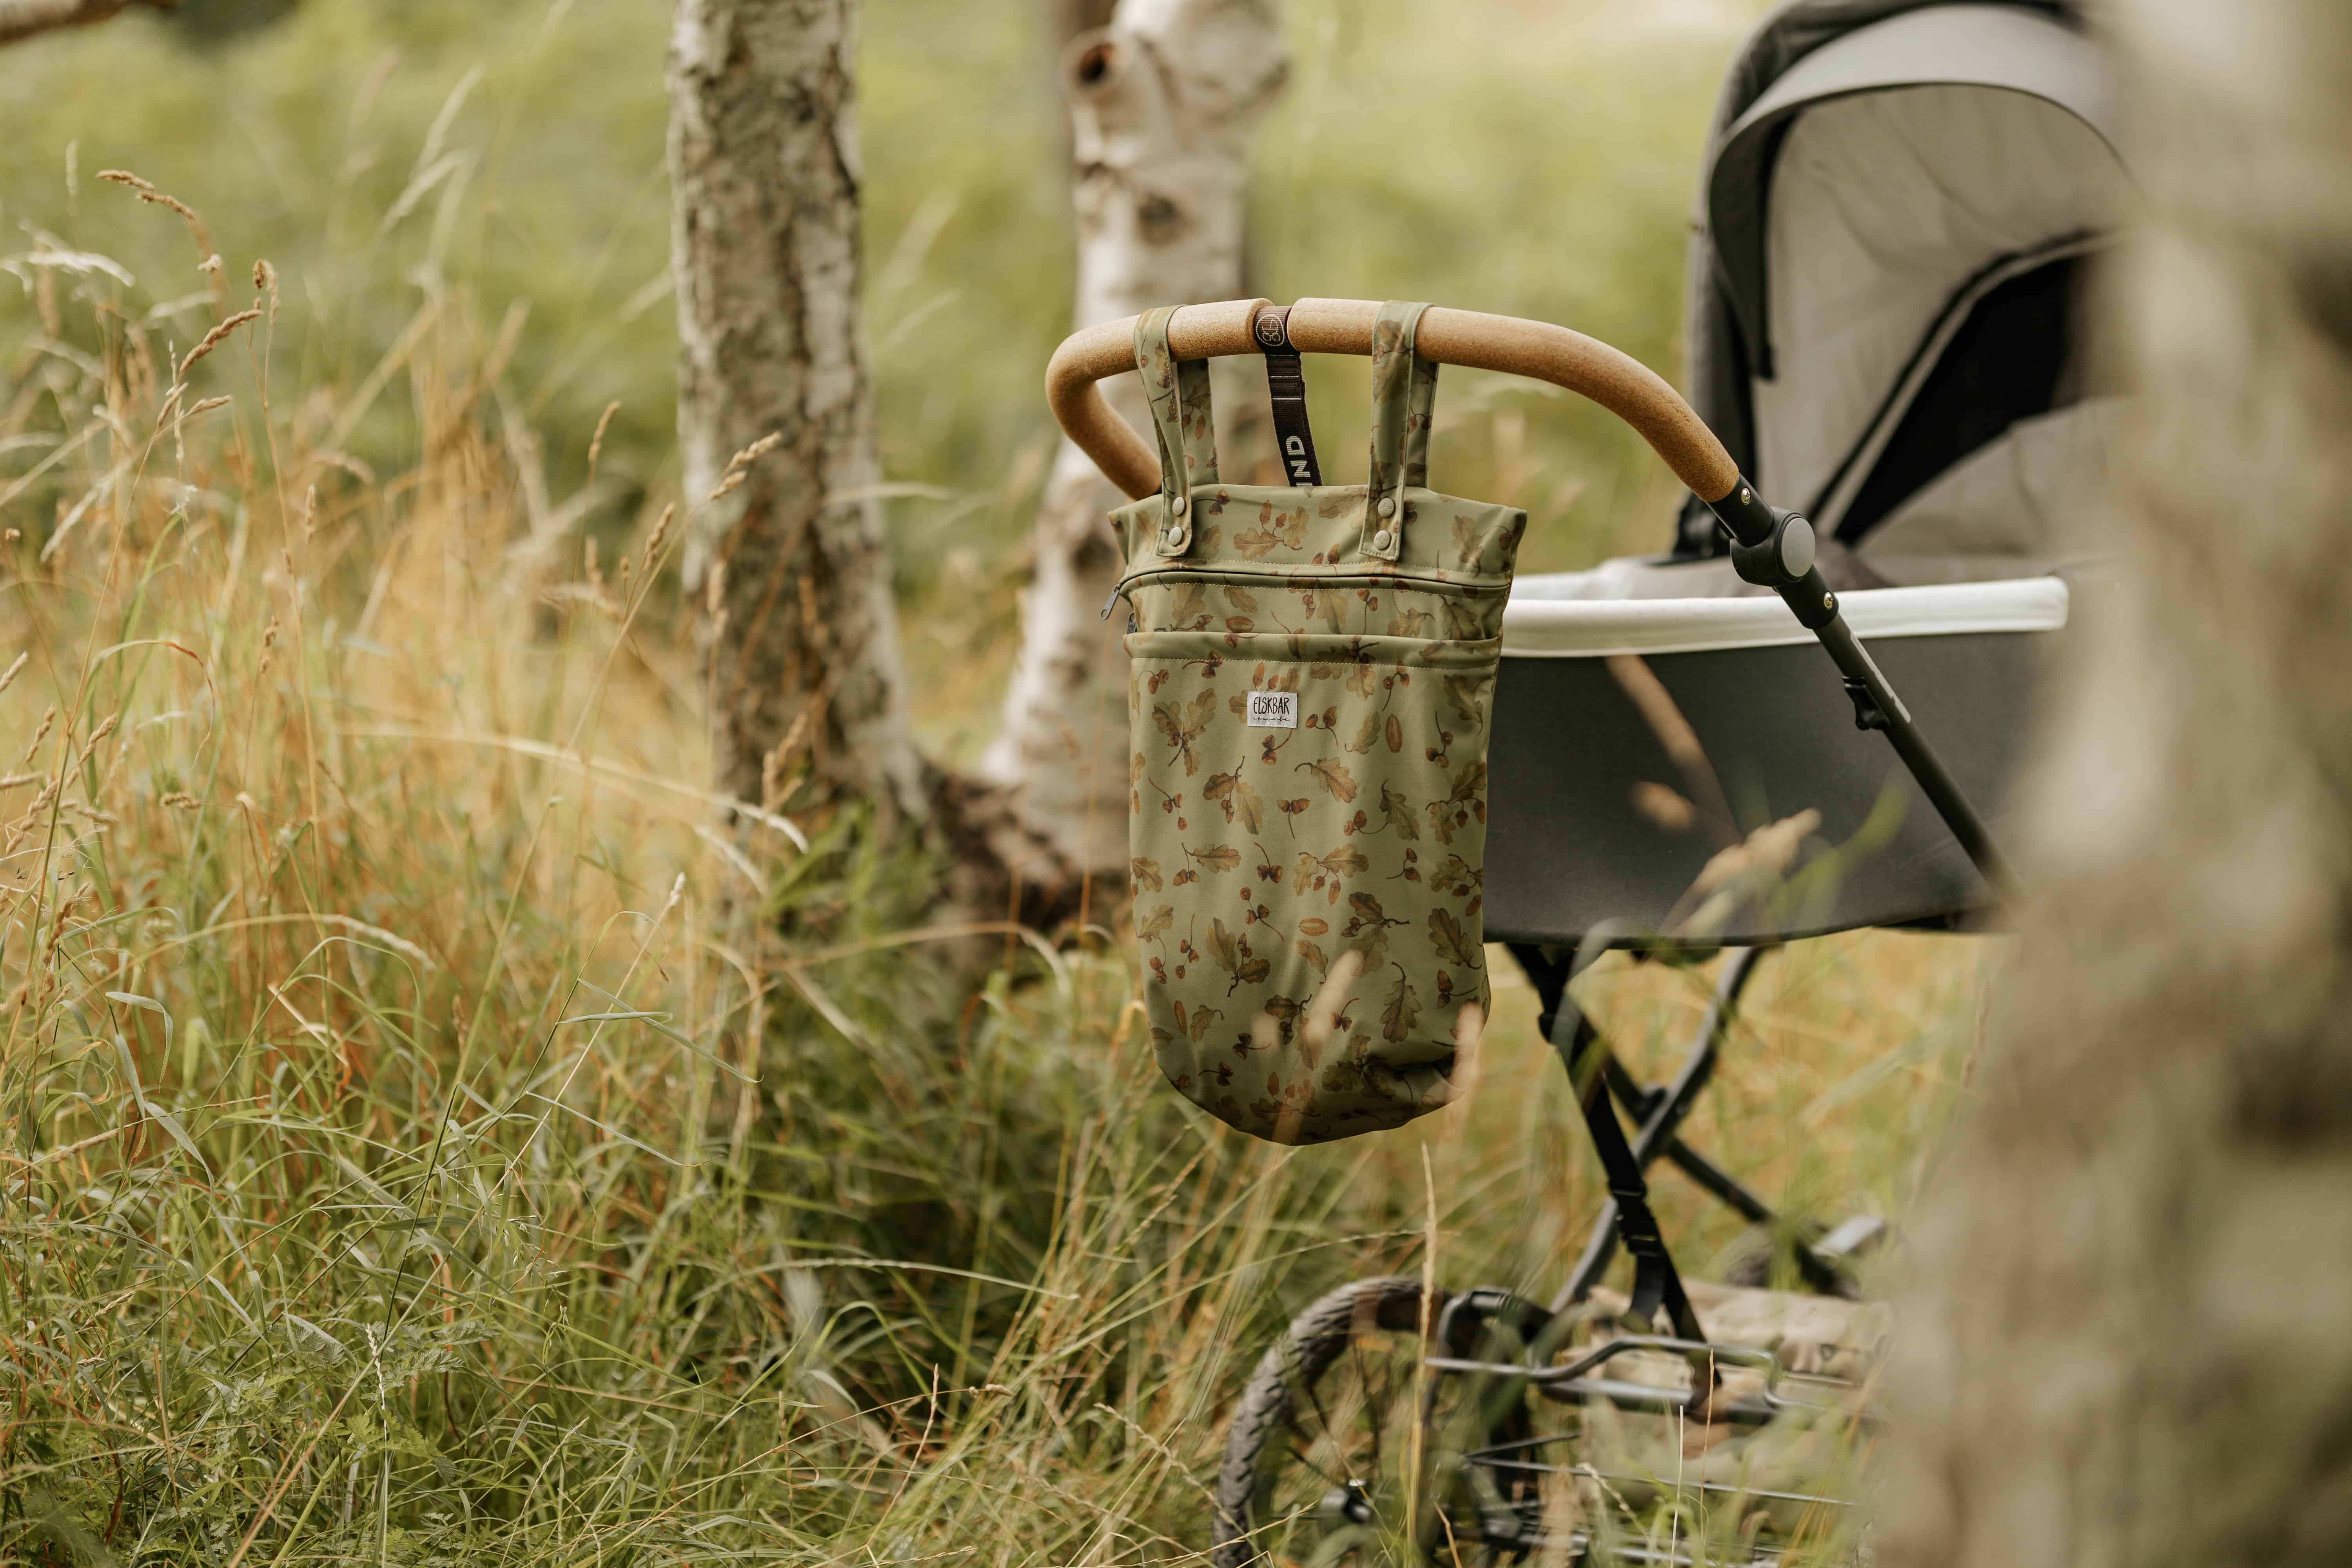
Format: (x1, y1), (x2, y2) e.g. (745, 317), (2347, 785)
(1153, 689), (1217, 776)
(1169, 583), (1210, 629)
(1380, 968), (1423, 1044)
(1429, 855), (1482, 897)
(1343, 892), (1406, 936)
(1377, 782), (1421, 840)
(1187, 844), (1241, 874)
(1202, 771), (1265, 833)
(1297, 756), (1359, 804)
(1425, 759), (1488, 844)
(1428, 907), (1481, 970)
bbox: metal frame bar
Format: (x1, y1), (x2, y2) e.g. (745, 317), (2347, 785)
(1555, 947), (1770, 1308)
(1510, 944), (1859, 1310)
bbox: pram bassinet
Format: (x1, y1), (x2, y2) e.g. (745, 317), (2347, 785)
(1486, 1), (2120, 947)
(1484, 577), (2066, 948)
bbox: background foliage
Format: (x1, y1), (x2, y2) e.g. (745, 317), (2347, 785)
(0, 0), (1739, 751)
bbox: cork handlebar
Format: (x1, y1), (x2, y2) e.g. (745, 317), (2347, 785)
(1044, 297), (1740, 505)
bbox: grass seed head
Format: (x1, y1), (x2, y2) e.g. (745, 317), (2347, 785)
(176, 307), (261, 381)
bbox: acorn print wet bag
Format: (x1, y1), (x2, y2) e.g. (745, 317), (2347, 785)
(1112, 301), (1526, 1145)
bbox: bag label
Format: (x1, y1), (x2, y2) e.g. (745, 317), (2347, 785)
(1245, 690), (1299, 729)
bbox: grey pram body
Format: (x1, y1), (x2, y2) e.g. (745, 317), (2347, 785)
(1486, 1), (2121, 949)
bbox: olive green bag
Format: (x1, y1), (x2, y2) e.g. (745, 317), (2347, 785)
(1114, 301), (1527, 1145)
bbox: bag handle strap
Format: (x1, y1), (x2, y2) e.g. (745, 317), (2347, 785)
(1253, 305), (1323, 486)
(1361, 300), (1436, 563)
(1134, 305), (1220, 557)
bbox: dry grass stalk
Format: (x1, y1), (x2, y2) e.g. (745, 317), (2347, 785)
(708, 429), (780, 501)
(95, 165), (214, 260)
(174, 305), (260, 381)
(587, 398), (620, 481)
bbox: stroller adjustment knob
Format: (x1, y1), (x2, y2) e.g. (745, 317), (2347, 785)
(1777, 513), (1816, 577)
(1726, 502), (1817, 591)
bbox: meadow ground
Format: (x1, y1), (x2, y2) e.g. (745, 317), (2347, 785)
(0, 0), (1992, 1561)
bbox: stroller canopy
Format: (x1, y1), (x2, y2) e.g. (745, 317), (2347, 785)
(1675, 2), (2128, 583)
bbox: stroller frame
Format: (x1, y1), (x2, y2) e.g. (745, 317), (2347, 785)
(1049, 296), (2005, 1560)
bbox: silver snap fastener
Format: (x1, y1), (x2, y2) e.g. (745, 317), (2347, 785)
(1376, 496), (1397, 519)
(1372, 529), (1394, 553)
(1170, 494), (1188, 515)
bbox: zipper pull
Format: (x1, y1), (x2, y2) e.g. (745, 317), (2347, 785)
(1100, 585), (1123, 621)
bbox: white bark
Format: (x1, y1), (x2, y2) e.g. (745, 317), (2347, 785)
(975, 0), (1288, 889)
(0, 0), (167, 46)
(668, 0), (927, 824)
(1878, 2), (2352, 1563)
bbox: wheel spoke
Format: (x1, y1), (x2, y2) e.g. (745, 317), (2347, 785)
(1285, 1436), (1345, 1489)
(1354, 1330), (1392, 1478)
(1294, 1364), (1345, 1467)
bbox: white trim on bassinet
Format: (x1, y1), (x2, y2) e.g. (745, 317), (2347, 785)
(1499, 576), (2070, 659)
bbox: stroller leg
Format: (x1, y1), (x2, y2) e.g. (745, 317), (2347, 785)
(1549, 947), (1767, 1310)
(1545, 995), (1709, 1345)
(1513, 945), (1860, 1307)
(1599, 1053), (1779, 1224)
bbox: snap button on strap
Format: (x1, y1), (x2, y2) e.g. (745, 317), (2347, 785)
(1359, 300), (1436, 563)
(1133, 305), (1219, 560)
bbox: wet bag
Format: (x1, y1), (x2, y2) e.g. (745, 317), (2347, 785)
(1114, 301), (1526, 1144)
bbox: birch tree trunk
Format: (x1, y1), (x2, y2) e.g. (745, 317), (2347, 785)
(971, 0), (1287, 906)
(0, 0), (168, 46)
(1877, 4), (2352, 1563)
(668, 0), (927, 826)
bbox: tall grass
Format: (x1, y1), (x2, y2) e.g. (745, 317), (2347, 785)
(0, 0), (1769, 766)
(0, 4), (1989, 1561)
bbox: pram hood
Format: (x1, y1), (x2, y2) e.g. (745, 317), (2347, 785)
(1673, 2), (2127, 580)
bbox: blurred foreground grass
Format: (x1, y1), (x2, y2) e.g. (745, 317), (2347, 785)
(0, 1), (1989, 1561)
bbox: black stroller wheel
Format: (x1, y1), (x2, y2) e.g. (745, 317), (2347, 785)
(1211, 1277), (1537, 1568)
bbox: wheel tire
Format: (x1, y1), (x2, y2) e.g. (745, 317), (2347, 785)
(1211, 1278), (1436, 1568)
(1210, 1278), (1539, 1568)
(1718, 1225), (1775, 1289)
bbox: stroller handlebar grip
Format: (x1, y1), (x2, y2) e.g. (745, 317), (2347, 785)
(1044, 297), (1741, 505)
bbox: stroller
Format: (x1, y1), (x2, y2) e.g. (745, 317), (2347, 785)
(1046, 2), (2119, 1562)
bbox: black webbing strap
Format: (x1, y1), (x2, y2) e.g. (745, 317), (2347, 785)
(1544, 987), (1710, 1350)
(1253, 306), (1322, 486)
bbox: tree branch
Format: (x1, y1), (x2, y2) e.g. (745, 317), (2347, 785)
(0, 0), (172, 48)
